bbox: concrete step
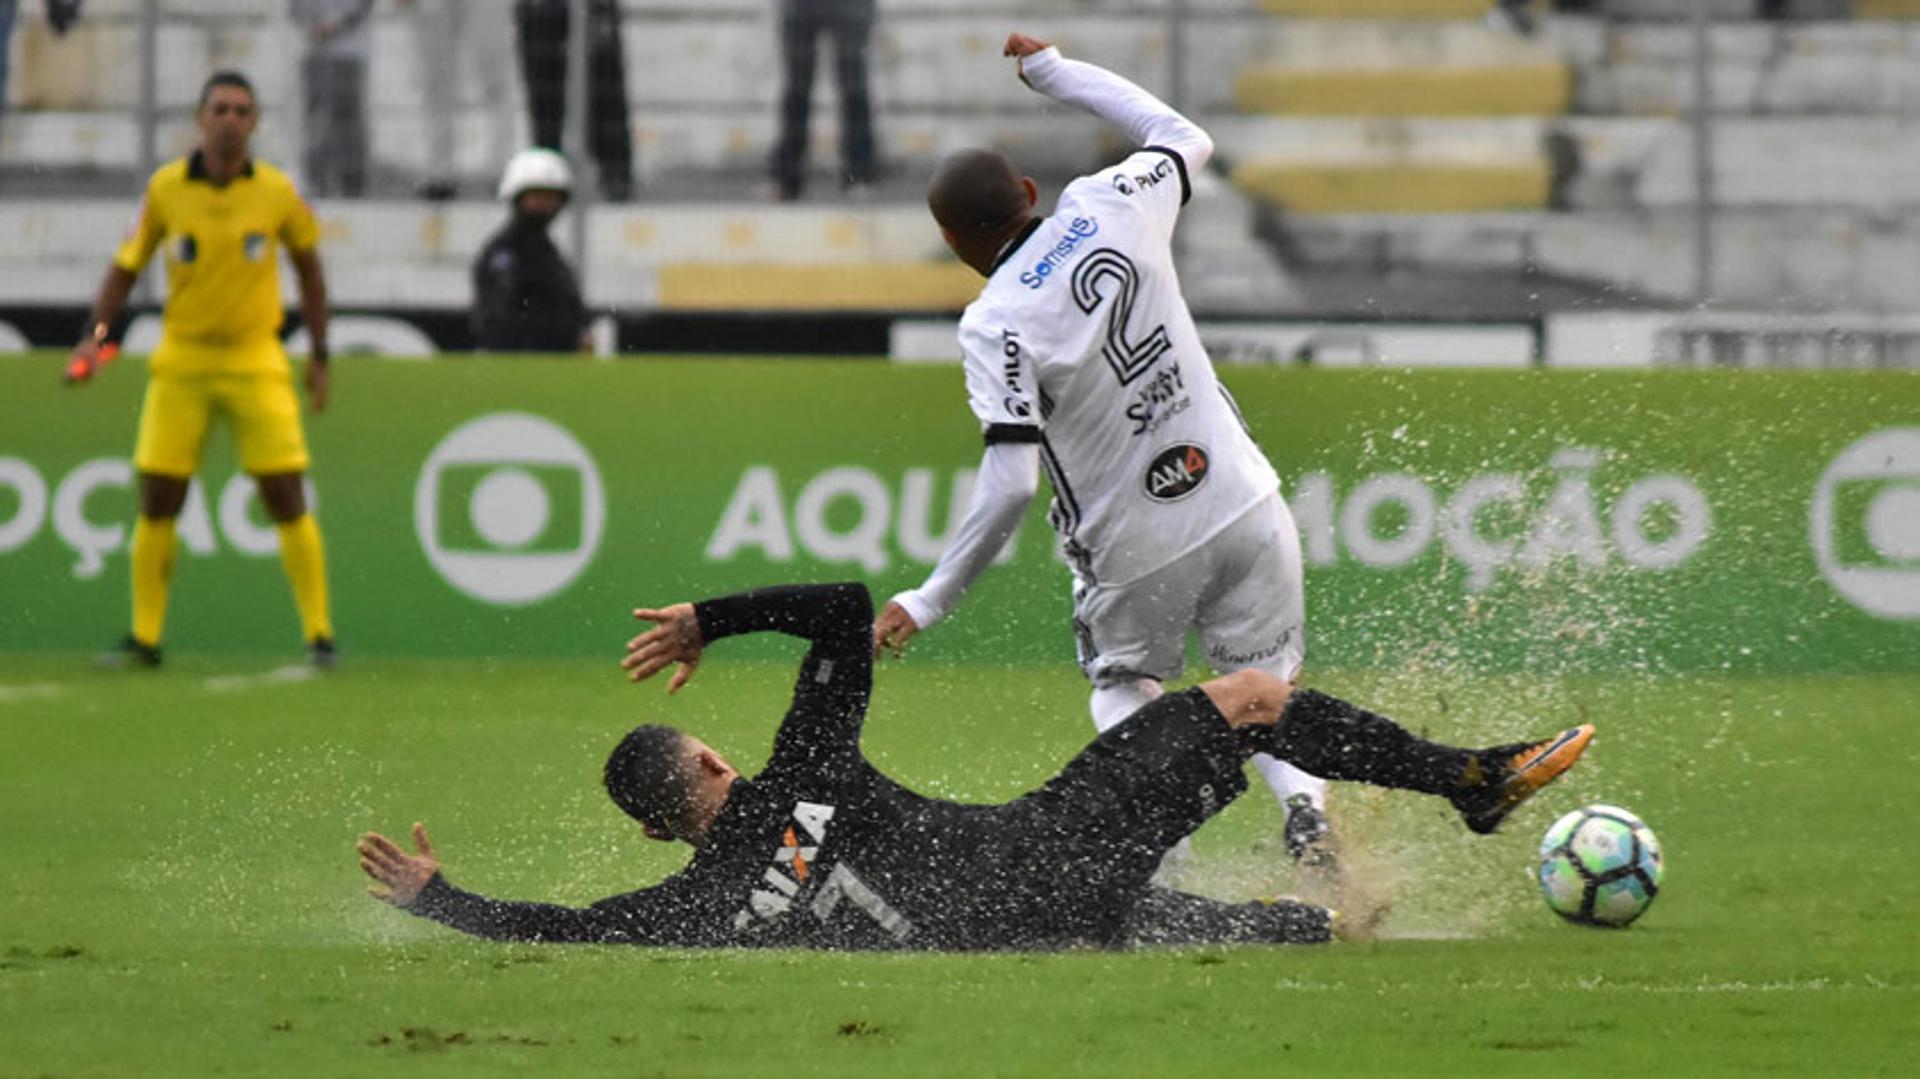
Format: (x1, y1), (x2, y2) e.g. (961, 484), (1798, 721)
(1558, 19), (1920, 116)
(1853, 0), (1920, 14)
(1560, 115), (1920, 212)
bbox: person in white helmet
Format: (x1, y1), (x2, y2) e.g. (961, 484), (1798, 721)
(471, 148), (590, 352)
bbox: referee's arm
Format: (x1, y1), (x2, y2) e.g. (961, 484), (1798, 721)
(288, 245), (330, 411)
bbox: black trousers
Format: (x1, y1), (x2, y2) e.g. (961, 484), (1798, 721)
(990, 688), (1253, 948)
(514, 0), (633, 198)
(771, 0), (876, 194)
(300, 54), (368, 197)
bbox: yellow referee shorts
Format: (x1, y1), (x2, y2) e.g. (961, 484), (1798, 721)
(133, 365), (311, 478)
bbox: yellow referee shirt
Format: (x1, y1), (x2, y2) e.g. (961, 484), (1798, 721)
(114, 151), (320, 375)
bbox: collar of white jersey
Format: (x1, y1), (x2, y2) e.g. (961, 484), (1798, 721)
(989, 218), (1046, 274)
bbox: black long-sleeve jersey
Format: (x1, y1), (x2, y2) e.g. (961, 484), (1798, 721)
(470, 216), (586, 352)
(406, 582), (1330, 950)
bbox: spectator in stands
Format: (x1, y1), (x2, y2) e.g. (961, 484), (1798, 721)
(771, 0), (877, 201)
(472, 148), (590, 353)
(0, 1), (13, 133)
(398, 0), (517, 201)
(290, 0), (376, 197)
(1, 1), (83, 135)
(513, 0), (632, 201)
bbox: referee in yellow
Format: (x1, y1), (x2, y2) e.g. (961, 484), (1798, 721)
(68, 70), (335, 669)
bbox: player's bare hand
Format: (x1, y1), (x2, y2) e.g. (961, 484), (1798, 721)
(624, 603), (705, 692)
(873, 601), (921, 660)
(1003, 32), (1051, 59)
(357, 822), (438, 908)
(1004, 33), (1053, 88)
(305, 358), (330, 413)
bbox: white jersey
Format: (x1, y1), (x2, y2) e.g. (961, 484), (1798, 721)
(957, 148), (1279, 588)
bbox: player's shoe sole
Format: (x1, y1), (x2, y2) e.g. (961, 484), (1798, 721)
(1454, 724), (1594, 835)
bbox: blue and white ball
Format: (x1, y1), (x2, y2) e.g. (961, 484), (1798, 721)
(1537, 804), (1664, 927)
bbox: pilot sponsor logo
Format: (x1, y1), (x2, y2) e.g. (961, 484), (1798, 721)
(1145, 443), (1210, 502)
(1000, 329), (1032, 419)
(1124, 157), (1174, 195)
(1019, 216), (1100, 290)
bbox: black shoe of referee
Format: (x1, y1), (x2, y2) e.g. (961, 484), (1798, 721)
(97, 634), (162, 670)
(308, 636), (338, 671)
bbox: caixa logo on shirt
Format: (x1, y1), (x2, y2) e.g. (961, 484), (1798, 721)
(1144, 443), (1210, 502)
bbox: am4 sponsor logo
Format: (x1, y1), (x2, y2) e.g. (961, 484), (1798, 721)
(1144, 443), (1210, 502)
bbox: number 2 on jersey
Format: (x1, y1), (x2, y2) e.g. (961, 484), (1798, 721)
(1071, 248), (1171, 386)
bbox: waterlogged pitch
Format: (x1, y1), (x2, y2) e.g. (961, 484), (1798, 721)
(1, 656), (1914, 1075)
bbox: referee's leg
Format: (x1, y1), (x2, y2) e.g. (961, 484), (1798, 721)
(234, 372), (333, 657)
(127, 373), (212, 657)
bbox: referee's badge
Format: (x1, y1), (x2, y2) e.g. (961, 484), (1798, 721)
(243, 232), (268, 261)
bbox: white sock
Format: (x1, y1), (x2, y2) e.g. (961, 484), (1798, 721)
(1089, 677), (1164, 733)
(1252, 753), (1328, 814)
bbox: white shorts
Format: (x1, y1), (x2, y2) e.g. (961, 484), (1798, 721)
(1071, 493), (1306, 687)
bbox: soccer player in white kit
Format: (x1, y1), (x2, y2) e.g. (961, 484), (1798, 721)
(872, 33), (1336, 869)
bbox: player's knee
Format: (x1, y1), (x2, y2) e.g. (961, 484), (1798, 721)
(1200, 669), (1294, 729)
(255, 473), (307, 522)
(137, 473), (190, 519)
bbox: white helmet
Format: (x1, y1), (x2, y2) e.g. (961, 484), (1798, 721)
(498, 148), (573, 202)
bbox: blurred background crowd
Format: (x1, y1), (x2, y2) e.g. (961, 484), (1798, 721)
(5, 0), (1920, 366)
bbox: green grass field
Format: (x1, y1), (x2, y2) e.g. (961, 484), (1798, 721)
(2, 653), (1915, 1076)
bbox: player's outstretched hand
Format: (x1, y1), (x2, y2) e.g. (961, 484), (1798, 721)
(624, 602), (705, 692)
(358, 823), (439, 908)
(873, 600), (922, 660)
(1003, 32), (1051, 59)
(1004, 32), (1053, 88)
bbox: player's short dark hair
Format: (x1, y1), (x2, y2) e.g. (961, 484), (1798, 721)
(604, 725), (697, 834)
(928, 148), (1029, 238)
(198, 70), (256, 110)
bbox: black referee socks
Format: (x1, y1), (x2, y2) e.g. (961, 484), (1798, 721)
(1259, 689), (1476, 796)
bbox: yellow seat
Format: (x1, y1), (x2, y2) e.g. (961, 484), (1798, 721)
(1235, 65), (1571, 117)
(1259, 0), (1498, 16)
(1232, 161), (1551, 213)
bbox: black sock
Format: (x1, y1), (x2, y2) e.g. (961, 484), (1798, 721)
(1260, 689), (1476, 795)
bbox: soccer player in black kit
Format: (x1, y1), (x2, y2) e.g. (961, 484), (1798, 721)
(357, 583), (1593, 950)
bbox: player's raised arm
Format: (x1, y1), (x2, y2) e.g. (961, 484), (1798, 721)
(1005, 33), (1214, 174)
(626, 582), (874, 693)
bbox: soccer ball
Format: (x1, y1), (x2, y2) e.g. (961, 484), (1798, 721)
(1536, 804), (1664, 927)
